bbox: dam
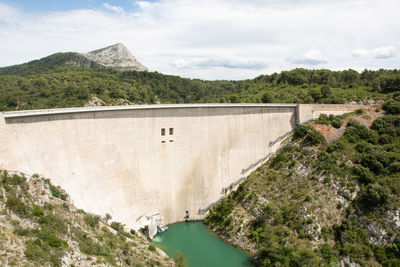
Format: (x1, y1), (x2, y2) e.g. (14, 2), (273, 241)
(0, 103), (359, 236)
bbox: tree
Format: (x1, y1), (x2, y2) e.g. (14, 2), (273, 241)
(104, 213), (112, 223)
(320, 85), (332, 98)
(309, 88), (322, 103)
(379, 73), (400, 93)
(261, 92), (274, 103)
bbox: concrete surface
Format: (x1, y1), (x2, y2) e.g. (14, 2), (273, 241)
(0, 104), (361, 229)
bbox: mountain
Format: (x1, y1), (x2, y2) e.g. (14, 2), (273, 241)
(0, 170), (174, 266)
(0, 43), (147, 75)
(85, 43), (148, 71)
(0, 52), (105, 75)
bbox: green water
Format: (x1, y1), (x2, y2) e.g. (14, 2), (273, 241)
(152, 222), (253, 267)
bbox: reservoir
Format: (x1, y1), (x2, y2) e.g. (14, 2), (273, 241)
(152, 222), (253, 267)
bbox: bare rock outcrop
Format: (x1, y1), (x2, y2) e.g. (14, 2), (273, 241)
(85, 43), (148, 71)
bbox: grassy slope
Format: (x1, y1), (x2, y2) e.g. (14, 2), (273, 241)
(0, 171), (174, 266)
(205, 101), (400, 266)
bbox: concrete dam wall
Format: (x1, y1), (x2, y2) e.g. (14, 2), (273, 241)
(0, 104), (360, 231)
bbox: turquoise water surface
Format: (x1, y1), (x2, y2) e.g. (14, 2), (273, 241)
(152, 222), (253, 267)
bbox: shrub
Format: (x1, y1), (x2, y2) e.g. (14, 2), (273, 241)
(316, 114), (330, 125)
(345, 120), (374, 142)
(383, 99), (400, 114)
(355, 142), (374, 153)
(304, 128), (325, 146)
(291, 248), (320, 266)
(355, 109), (364, 114)
(320, 243), (336, 263)
(224, 216), (233, 228)
(44, 179), (68, 201)
(110, 221), (124, 233)
(331, 118), (343, 129)
(174, 251), (188, 267)
(6, 195), (27, 216)
(33, 205), (44, 217)
(361, 154), (385, 174)
(104, 213), (112, 222)
(353, 165), (374, 184)
(293, 124), (309, 140)
(371, 115), (399, 136)
(329, 114), (343, 129)
(272, 152), (288, 168)
(84, 214), (100, 228)
(379, 134), (393, 145)
(205, 196), (234, 227)
(327, 141), (345, 153)
(389, 162), (400, 173)
(24, 239), (48, 263)
(384, 144), (399, 152)
(359, 183), (390, 208)
(318, 151), (337, 164)
(315, 114), (343, 128)
(14, 226), (30, 236)
(38, 228), (63, 248)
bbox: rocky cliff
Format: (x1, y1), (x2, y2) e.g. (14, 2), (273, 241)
(85, 43), (148, 71)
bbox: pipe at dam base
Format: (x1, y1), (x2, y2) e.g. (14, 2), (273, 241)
(0, 103), (362, 231)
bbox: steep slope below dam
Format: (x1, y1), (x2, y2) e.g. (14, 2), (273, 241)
(0, 104), (360, 233)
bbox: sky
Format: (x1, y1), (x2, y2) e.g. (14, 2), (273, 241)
(0, 0), (399, 80)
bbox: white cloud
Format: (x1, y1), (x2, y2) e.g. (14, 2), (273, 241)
(373, 45), (396, 59)
(172, 56), (269, 70)
(135, 1), (152, 9)
(352, 49), (369, 57)
(352, 45), (396, 59)
(288, 49), (328, 65)
(102, 3), (124, 13)
(0, 0), (399, 80)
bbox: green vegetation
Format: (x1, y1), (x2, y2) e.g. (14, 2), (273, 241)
(0, 60), (399, 111)
(173, 251), (188, 267)
(0, 171), (173, 266)
(315, 113), (344, 128)
(293, 124), (326, 146)
(206, 101), (400, 266)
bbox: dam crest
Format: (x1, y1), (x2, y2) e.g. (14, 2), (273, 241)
(0, 103), (360, 237)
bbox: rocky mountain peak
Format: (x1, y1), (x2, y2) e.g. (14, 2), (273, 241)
(85, 43), (147, 71)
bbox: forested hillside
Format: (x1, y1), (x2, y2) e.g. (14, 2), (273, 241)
(205, 98), (400, 266)
(1, 56), (399, 111)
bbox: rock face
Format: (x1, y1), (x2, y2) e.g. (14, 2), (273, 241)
(85, 43), (148, 71)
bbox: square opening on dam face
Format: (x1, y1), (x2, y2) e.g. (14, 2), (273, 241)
(161, 128), (166, 136)
(169, 128), (174, 135)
